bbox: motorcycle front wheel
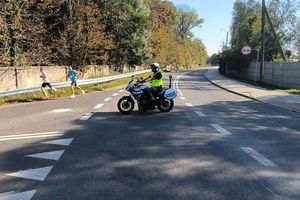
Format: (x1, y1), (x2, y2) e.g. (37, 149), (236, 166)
(117, 96), (135, 114)
(157, 99), (174, 113)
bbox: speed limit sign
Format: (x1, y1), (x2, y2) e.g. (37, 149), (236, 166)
(241, 46), (252, 55)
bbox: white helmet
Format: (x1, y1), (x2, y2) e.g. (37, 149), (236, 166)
(151, 63), (160, 72)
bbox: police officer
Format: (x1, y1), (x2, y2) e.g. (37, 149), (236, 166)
(143, 63), (163, 102)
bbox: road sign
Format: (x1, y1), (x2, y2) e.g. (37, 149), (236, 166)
(241, 46), (252, 55)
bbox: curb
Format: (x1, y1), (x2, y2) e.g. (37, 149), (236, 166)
(203, 71), (300, 114)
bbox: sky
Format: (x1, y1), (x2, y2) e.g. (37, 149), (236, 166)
(169, 0), (236, 56)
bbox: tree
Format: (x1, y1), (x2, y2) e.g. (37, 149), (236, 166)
(230, 0), (300, 61)
(99, 0), (150, 69)
(208, 53), (220, 66)
(0, 2), (9, 66)
(230, 0), (261, 49)
(175, 5), (204, 40)
(145, 0), (177, 66)
(0, 0), (209, 69)
(66, 0), (113, 67)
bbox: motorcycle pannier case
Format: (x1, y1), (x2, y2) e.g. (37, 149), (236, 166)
(164, 88), (177, 100)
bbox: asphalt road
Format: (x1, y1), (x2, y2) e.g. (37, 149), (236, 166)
(1, 69), (300, 200)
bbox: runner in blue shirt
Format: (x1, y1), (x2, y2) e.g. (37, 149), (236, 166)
(67, 66), (85, 98)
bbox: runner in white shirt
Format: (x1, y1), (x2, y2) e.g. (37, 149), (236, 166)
(40, 67), (57, 98)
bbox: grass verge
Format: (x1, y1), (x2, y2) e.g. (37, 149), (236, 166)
(276, 89), (300, 95)
(0, 72), (151, 106)
(221, 72), (300, 95)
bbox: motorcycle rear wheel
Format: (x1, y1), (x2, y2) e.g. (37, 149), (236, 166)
(158, 99), (174, 113)
(117, 96), (135, 114)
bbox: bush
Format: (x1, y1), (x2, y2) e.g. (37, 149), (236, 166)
(218, 48), (252, 74)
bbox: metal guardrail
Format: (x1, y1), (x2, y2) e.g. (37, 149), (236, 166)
(0, 70), (150, 97)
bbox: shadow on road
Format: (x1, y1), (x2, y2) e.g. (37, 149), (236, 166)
(1, 70), (300, 199)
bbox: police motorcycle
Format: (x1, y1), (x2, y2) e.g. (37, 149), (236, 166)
(117, 75), (177, 114)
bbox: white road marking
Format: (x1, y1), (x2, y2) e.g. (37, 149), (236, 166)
(185, 103), (193, 107)
(104, 97), (112, 102)
(80, 112), (94, 120)
(0, 192), (15, 198)
(0, 132), (62, 139)
(174, 72), (189, 96)
(94, 104), (104, 110)
(241, 147), (278, 167)
(180, 97), (186, 100)
(118, 89), (124, 93)
(6, 166), (53, 181)
(211, 124), (232, 135)
(27, 150), (65, 161)
(51, 109), (72, 113)
(112, 93), (119, 97)
(0, 132), (64, 142)
(175, 75), (183, 96)
(41, 138), (73, 146)
(0, 190), (36, 200)
(194, 111), (206, 117)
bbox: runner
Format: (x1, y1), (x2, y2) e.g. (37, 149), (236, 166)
(40, 67), (57, 98)
(67, 66), (85, 98)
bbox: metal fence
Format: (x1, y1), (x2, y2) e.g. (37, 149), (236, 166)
(0, 70), (150, 97)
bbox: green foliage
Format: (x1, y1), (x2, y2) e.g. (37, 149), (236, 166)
(208, 54), (220, 66)
(277, 89), (300, 95)
(14, 46), (27, 67)
(0, 0), (208, 70)
(230, 0), (300, 62)
(145, 1), (207, 68)
(218, 49), (252, 73)
(175, 5), (204, 40)
(99, 0), (150, 68)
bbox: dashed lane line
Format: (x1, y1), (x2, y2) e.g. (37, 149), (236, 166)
(194, 111), (206, 117)
(185, 103), (194, 107)
(112, 93), (119, 97)
(180, 97), (186, 100)
(80, 112), (94, 120)
(94, 104), (104, 110)
(104, 97), (112, 102)
(210, 124), (232, 135)
(51, 109), (72, 113)
(241, 147), (278, 167)
(118, 89), (124, 93)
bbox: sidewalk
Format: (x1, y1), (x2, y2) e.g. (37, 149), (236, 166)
(204, 67), (300, 113)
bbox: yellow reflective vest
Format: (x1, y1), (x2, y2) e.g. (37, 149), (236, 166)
(150, 72), (163, 88)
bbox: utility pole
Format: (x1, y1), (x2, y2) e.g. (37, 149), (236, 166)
(220, 29), (229, 51)
(260, 0), (266, 82)
(225, 31), (229, 50)
(264, 5), (287, 62)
